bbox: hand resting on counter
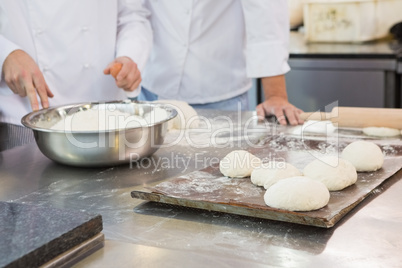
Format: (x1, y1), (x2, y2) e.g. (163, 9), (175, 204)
(256, 74), (304, 126)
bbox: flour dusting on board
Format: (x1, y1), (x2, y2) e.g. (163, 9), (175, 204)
(153, 171), (263, 202)
(382, 144), (397, 156)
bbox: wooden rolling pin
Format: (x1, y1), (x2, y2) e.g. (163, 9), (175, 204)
(299, 107), (402, 129)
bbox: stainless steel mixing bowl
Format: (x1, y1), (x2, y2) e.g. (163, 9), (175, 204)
(21, 100), (177, 167)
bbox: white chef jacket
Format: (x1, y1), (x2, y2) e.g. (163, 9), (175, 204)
(141, 0), (290, 104)
(0, 0), (152, 126)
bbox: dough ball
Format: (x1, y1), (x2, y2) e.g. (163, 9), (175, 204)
(302, 120), (335, 134)
(303, 156), (357, 191)
(264, 176), (330, 211)
(250, 161), (302, 189)
(362, 127), (400, 137)
(219, 150), (261, 178)
(341, 141), (384, 172)
(144, 107), (169, 125)
(155, 100), (199, 129)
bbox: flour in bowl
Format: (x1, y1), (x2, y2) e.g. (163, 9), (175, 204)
(50, 109), (147, 131)
(144, 107), (169, 125)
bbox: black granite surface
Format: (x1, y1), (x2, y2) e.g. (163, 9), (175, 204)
(0, 202), (102, 268)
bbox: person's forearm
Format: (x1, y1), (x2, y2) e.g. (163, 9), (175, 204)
(261, 74), (288, 101)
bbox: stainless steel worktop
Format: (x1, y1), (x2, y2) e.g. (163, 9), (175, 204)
(289, 31), (398, 59)
(1, 110), (402, 267)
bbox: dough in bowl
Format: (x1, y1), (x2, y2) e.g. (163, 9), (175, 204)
(154, 100), (199, 129)
(50, 108), (145, 131)
(362, 127), (400, 137)
(264, 176), (330, 211)
(341, 141), (384, 172)
(219, 150), (261, 178)
(303, 156), (357, 191)
(144, 107), (169, 125)
(250, 161), (302, 189)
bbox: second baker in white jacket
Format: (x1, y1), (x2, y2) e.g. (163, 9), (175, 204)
(139, 0), (303, 125)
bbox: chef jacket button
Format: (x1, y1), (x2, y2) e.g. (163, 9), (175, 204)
(43, 66), (49, 72)
(81, 26), (89, 32)
(83, 63), (90, 69)
(36, 29), (43, 36)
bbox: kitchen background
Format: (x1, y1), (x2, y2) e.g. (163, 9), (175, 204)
(3, 1), (402, 267)
(248, 0), (402, 113)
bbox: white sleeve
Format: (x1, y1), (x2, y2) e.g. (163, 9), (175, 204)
(0, 35), (20, 84)
(116, 0), (153, 73)
(240, 0), (291, 78)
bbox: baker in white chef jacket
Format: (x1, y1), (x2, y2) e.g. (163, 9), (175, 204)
(0, 0), (152, 150)
(139, 0), (303, 125)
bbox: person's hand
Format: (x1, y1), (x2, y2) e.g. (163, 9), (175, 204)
(256, 96), (304, 126)
(257, 75), (303, 126)
(2, 49), (54, 111)
(103, 56), (141, 92)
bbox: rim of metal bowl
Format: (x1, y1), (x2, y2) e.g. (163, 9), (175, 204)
(21, 100), (178, 133)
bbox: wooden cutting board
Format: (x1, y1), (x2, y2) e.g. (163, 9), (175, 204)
(131, 138), (402, 228)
